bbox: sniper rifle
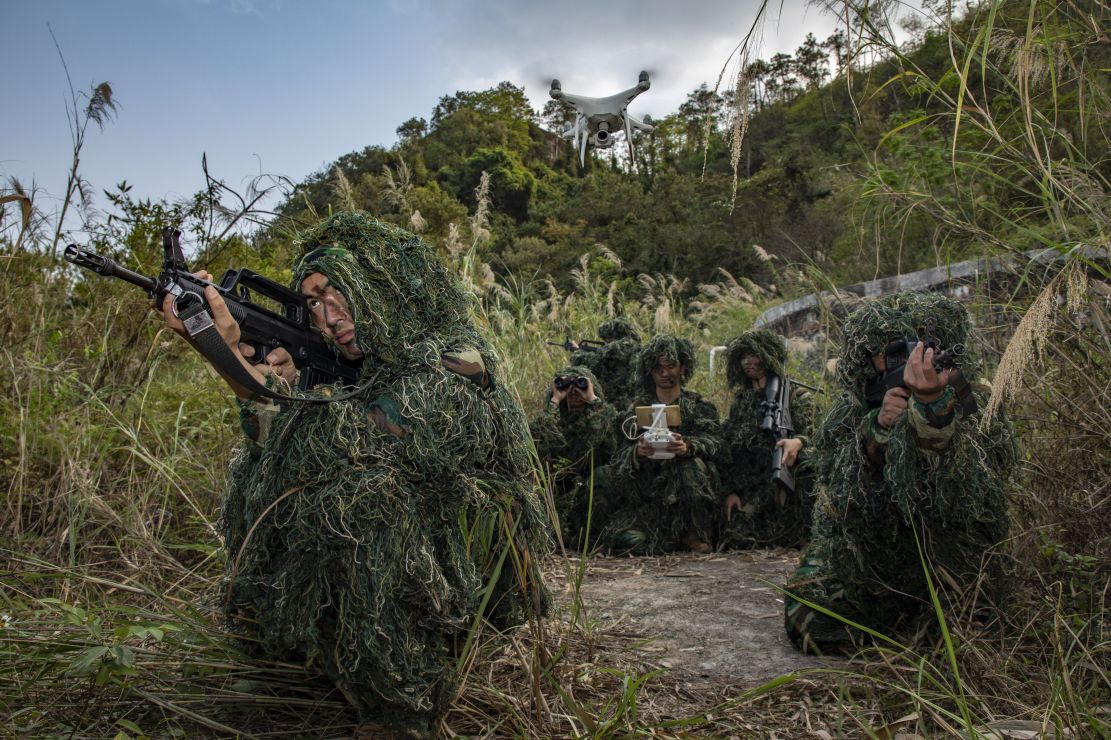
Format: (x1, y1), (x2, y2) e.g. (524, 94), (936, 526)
(760, 373), (796, 496)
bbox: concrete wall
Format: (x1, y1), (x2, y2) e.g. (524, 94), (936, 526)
(752, 247), (1105, 336)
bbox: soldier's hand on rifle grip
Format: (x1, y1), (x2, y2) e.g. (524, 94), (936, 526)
(240, 345), (297, 387)
(156, 272), (267, 399)
(776, 437), (804, 467)
(160, 281), (243, 351)
(878, 387), (911, 429)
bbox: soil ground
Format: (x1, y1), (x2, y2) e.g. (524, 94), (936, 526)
(566, 549), (837, 687)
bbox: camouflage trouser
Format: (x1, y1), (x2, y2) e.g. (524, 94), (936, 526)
(783, 539), (927, 654)
(607, 457), (718, 554)
(553, 464), (620, 552)
(783, 543), (858, 654)
(718, 480), (813, 550)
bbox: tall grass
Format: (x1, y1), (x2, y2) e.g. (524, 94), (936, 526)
(4, 197), (1107, 736)
(3, 1), (1109, 732)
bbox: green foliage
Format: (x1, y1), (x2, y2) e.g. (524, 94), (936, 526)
(453, 147), (536, 220)
(2, 1), (1109, 734)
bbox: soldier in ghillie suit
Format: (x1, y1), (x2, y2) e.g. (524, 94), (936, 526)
(160, 213), (549, 737)
(608, 334), (723, 554)
(784, 292), (1016, 654)
(718, 329), (814, 549)
(529, 365), (619, 550)
(570, 317), (642, 413)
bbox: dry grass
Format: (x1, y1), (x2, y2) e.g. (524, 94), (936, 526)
(3, 262), (1110, 738)
(3, 0), (1110, 728)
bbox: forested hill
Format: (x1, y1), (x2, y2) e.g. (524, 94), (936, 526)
(266, 1), (1108, 295)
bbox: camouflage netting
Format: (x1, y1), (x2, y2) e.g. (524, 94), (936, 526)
(784, 292), (1017, 653)
(607, 334), (722, 553)
(529, 365), (619, 550)
(718, 330), (814, 549)
(634, 334), (696, 394)
(221, 213), (550, 733)
(570, 318), (642, 413)
(597, 317), (641, 343)
(723, 329), (787, 389)
(832, 290), (975, 392)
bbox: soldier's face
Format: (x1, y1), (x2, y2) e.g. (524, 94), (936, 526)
(741, 354), (766, 381)
(566, 384), (588, 410)
(651, 357), (683, 389)
(301, 272), (363, 360)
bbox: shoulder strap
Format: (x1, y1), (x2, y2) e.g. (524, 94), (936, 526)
(178, 302), (369, 404)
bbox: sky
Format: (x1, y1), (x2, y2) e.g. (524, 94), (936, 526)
(4, 0), (847, 222)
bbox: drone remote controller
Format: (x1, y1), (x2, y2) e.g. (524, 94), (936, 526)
(642, 403), (677, 460)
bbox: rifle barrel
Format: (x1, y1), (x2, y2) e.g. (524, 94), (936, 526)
(65, 245), (156, 292)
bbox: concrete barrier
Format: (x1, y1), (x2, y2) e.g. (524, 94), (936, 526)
(752, 246), (1107, 335)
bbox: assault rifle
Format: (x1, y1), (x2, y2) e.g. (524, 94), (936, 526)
(760, 373), (796, 496)
(547, 338), (605, 353)
(64, 228), (361, 399)
(863, 337), (976, 416)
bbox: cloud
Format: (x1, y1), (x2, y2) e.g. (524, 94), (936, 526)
(431, 0), (841, 118)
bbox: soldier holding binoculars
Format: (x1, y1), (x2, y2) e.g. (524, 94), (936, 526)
(530, 366), (620, 550)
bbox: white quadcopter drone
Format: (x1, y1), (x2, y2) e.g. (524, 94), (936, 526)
(549, 70), (655, 167)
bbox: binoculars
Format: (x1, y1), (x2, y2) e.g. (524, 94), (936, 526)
(554, 376), (589, 391)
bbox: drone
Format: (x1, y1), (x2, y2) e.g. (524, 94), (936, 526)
(549, 70), (654, 167)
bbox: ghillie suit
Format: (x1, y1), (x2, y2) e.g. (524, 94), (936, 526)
(571, 318), (642, 414)
(608, 335), (723, 553)
(529, 365), (620, 550)
(718, 330), (814, 549)
(222, 213), (550, 734)
(784, 293), (1016, 654)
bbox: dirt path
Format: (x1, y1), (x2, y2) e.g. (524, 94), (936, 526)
(567, 549), (834, 687)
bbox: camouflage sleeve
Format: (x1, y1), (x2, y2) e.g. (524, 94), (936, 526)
(907, 385), (957, 452)
(529, 405), (567, 463)
(237, 397), (282, 454)
(610, 400), (642, 473)
(563, 399), (620, 463)
(683, 396), (723, 461)
(791, 389), (814, 445)
(717, 399), (744, 469)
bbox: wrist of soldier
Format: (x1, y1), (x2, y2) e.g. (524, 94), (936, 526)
(862, 408), (892, 446)
(912, 384), (956, 428)
(912, 387), (945, 404)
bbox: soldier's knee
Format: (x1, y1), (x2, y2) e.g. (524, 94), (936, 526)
(783, 576), (853, 655)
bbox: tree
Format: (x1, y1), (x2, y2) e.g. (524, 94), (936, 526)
(822, 30), (848, 76)
(540, 99), (576, 134)
(453, 147), (536, 222)
(677, 84), (725, 150)
(396, 117), (427, 142)
(767, 53), (800, 103)
(430, 82), (534, 130)
(794, 33), (830, 90)
(746, 59), (772, 111)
